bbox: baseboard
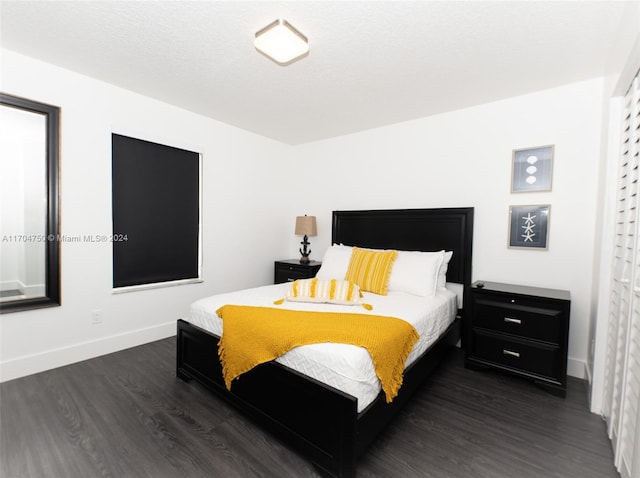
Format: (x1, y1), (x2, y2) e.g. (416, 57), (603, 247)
(584, 360), (593, 384)
(0, 279), (23, 293)
(0, 321), (176, 383)
(567, 356), (587, 380)
(22, 283), (45, 296)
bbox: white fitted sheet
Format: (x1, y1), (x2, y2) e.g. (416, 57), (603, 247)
(188, 283), (457, 412)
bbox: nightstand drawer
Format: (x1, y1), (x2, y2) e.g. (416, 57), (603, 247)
(276, 266), (311, 283)
(274, 260), (322, 284)
(474, 298), (563, 344)
(470, 330), (561, 382)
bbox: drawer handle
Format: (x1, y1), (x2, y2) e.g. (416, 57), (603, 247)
(287, 278), (295, 282)
(504, 317), (522, 325)
(503, 349), (520, 358)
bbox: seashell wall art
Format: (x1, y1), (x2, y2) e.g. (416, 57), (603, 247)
(511, 145), (554, 193)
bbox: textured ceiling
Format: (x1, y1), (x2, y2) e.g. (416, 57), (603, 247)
(0, 1), (633, 144)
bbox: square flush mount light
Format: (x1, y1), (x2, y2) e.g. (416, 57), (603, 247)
(254, 19), (309, 65)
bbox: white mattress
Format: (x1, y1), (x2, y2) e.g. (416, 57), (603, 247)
(188, 283), (457, 412)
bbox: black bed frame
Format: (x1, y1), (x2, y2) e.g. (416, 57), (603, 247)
(176, 207), (474, 477)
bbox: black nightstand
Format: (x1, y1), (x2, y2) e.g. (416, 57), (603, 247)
(274, 260), (322, 284)
(465, 281), (571, 397)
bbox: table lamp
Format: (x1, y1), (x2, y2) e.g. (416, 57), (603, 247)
(295, 215), (317, 264)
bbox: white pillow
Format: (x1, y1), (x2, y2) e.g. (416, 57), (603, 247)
(438, 251), (454, 289)
(315, 244), (353, 280)
(388, 250), (444, 297)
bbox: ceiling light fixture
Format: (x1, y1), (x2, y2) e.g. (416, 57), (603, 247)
(254, 19), (309, 66)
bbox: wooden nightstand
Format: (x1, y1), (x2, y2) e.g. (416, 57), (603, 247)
(274, 260), (322, 284)
(465, 281), (571, 397)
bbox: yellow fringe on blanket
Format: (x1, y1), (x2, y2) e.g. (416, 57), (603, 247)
(216, 305), (419, 403)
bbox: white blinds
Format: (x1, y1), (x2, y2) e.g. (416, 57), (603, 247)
(604, 72), (640, 478)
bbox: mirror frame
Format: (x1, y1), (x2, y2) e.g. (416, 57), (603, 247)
(0, 93), (61, 313)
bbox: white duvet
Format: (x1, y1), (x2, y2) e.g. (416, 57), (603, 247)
(188, 283), (457, 412)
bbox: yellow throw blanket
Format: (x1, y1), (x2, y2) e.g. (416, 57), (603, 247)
(216, 305), (419, 403)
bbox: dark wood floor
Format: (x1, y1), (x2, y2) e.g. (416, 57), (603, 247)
(1, 338), (618, 478)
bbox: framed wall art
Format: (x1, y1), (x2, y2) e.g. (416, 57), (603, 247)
(511, 145), (554, 193)
(508, 204), (550, 250)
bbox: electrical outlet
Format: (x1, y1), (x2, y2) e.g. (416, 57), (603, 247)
(91, 309), (103, 325)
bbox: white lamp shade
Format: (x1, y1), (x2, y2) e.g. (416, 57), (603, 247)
(254, 19), (309, 65)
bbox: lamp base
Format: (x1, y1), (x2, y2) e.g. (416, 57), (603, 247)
(299, 235), (311, 264)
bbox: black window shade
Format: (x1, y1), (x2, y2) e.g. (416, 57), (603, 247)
(112, 134), (200, 288)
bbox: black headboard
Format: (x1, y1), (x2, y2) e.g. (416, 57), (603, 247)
(332, 207), (473, 286)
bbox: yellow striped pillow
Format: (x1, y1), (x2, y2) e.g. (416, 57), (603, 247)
(345, 247), (398, 295)
(285, 278), (364, 306)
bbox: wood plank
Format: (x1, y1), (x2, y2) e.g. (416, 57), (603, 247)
(1, 338), (617, 478)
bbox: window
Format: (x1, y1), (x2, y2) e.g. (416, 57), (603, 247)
(111, 134), (200, 289)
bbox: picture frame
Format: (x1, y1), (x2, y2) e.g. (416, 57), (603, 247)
(508, 204), (550, 250)
(511, 145), (554, 193)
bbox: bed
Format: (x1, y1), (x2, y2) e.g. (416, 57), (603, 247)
(176, 207), (474, 477)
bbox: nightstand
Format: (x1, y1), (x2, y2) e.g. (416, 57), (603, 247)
(465, 281), (571, 397)
(274, 260), (322, 284)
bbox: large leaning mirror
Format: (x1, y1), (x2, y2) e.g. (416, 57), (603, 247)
(0, 93), (60, 313)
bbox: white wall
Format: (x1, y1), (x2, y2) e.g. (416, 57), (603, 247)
(0, 106), (46, 295)
(287, 78), (606, 378)
(0, 49), (610, 384)
(0, 50), (291, 381)
(21, 109), (47, 295)
(0, 111), (26, 290)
